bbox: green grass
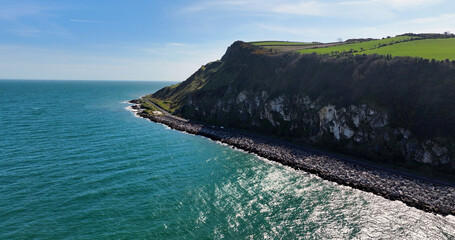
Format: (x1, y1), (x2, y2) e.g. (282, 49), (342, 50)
(251, 41), (316, 46)
(141, 101), (158, 111)
(297, 36), (417, 55)
(359, 38), (455, 61)
(148, 97), (175, 113)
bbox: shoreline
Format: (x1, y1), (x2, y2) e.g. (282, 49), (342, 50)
(129, 101), (455, 216)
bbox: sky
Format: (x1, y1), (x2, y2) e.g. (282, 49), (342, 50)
(1, 0), (455, 81)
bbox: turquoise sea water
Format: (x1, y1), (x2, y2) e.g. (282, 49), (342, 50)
(1, 80), (455, 239)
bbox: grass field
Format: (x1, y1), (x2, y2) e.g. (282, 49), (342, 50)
(359, 38), (455, 61)
(294, 35), (455, 60)
(251, 35), (455, 60)
(251, 41), (316, 46)
(297, 36), (417, 55)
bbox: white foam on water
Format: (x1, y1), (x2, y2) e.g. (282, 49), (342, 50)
(123, 105), (141, 118)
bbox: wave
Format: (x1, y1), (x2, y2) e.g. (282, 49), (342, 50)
(124, 105), (141, 118)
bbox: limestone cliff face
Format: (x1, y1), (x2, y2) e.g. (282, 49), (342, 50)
(151, 41), (455, 172)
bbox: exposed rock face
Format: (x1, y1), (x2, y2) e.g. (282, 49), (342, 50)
(183, 91), (454, 169)
(152, 41), (455, 172)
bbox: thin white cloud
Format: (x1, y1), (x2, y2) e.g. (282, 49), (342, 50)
(273, 1), (325, 15)
(0, 2), (55, 20)
(394, 14), (455, 33)
(184, 0), (265, 12)
(9, 27), (42, 37)
(143, 42), (226, 61)
(408, 14), (455, 25)
(181, 0), (450, 43)
(167, 42), (186, 47)
(256, 24), (322, 38)
(0, 2), (70, 38)
(69, 19), (114, 24)
(184, 0), (446, 17)
(253, 9), (455, 43)
(344, 13), (455, 37)
(319, 13), (455, 41)
(381, 0), (444, 9)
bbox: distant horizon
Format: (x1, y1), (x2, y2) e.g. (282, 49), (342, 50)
(1, 0), (454, 80)
(0, 78), (182, 82)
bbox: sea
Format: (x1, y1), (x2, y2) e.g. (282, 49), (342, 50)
(1, 80), (454, 239)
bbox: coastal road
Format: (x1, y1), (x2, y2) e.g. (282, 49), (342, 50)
(142, 98), (188, 122)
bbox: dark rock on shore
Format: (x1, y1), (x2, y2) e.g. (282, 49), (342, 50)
(128, 99), (141, 104)
(133, 104), (455, 216)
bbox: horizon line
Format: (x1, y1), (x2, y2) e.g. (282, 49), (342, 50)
(0, 78), (182, 82)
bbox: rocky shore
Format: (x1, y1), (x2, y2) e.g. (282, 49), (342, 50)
(130, 101), (455, 216)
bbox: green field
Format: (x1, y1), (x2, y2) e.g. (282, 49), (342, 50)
(297, 36), (416, 55)
(294, 35), (455, 61)
(251, 41), (316, 46)
(359, 38), (455, 61)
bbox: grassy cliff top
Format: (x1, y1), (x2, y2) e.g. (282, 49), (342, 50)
(255, 34), (455, 61)
(297, 35), (417, 54)
(359, 38), (455, 61)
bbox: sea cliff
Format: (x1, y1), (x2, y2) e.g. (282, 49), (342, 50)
(150, 41), (455, 174)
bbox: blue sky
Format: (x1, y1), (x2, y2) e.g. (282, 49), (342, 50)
(1, 0), (454, 81)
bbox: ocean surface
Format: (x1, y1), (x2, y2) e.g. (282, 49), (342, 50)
(1, 80), (454, 239)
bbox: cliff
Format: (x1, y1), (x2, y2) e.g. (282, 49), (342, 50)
(149, 41), (455, 175)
